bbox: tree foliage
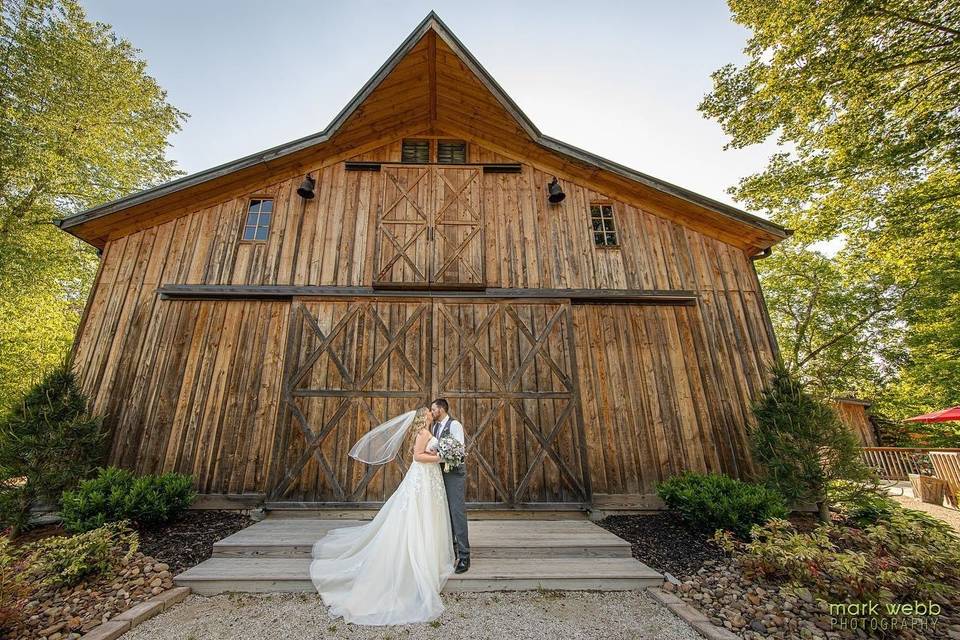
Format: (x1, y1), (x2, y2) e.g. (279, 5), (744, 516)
(0, 0), (186, 411)
(0, 360), (107, 536)
(750, 360), (875, 521)
(702, 0), (960, 419)
(757, 242), (904, 399)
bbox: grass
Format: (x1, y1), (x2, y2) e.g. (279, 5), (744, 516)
(536, 585), (566, 600)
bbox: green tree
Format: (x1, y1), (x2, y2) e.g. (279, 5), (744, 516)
(0, 0), (186, 411)
(750, 360), (874, 521)
(0, 361), (107, 536)
(701, 0), (960, 419)
(757, 242), (904, 399)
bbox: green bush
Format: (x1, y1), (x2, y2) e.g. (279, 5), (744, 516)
(60, 466), (196, 533)
(0, 361), (107, 535)
(750, 360), (876, 521)
(723, 505), (960, 618)
(25, 520), (138, 589)
(123, 473), (195, 528)
(656, 472), (788, 538)
(827, 479), (898, 526)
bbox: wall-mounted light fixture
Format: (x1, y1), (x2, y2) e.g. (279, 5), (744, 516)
(547, 177), (566, 204)
(297, 174), (316, 199)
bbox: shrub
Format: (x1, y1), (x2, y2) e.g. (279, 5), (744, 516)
(25, 520), (138, 589)
(656, 472), (788, 539)
(0, 482), (31, 540)
(0, 361), (107, 536)
(726, 505), (960, 615)
(750, 360), (876, 521)
(123, 473), (195, 528)
(60, 466), (196, 533)
(827, 479), (897, 526)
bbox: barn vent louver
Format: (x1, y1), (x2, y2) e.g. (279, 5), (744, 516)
(401, 139), (430, 163)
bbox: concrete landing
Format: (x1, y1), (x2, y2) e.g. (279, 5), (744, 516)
(175, 518), (661, 594)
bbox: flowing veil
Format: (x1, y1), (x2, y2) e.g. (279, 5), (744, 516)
(348, 409), (417, 465)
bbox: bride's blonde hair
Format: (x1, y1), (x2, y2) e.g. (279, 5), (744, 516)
(407, 407), (431, 444)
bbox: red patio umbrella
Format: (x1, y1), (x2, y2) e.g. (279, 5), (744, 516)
(904, 406), (960, 423)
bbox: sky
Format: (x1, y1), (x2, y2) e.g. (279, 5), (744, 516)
(81, 0), (782, 213)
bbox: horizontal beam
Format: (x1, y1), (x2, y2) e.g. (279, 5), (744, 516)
(264, 501), (588, 511)
(190, 493), (266, 510)
(157, 284), (698, 305)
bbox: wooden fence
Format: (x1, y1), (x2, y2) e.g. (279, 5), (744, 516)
(859, 447), (960, 481)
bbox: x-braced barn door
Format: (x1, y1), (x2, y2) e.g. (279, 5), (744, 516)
(433, 299), (590, 506)
(431, 167), (484, 288)
(373, 166), (484, 289)
(271, 297), (590, 506)
(373, 167), (431, 287)
(269, 298), (431, 503)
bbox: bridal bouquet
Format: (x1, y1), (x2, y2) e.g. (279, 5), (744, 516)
(436, 435), (466, 472)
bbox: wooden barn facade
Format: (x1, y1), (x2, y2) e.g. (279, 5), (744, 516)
(56, 13), (789, 510)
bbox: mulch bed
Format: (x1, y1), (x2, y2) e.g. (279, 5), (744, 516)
(596, 512), (725, 578)
(597, 512), (823, 579)
(136, 510), (254, 575)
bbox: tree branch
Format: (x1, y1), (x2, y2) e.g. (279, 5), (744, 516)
(874, 8), (960, 39)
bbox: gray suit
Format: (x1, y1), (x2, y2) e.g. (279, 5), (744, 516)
(434, 416), (470, 560)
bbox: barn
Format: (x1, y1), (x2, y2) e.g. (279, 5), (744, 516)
(55, 12), (789, 512)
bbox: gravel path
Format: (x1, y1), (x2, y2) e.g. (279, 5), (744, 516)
(123, 590), (699, 640)
(891, 494), (960, 532)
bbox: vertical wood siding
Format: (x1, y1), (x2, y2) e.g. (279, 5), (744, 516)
(573, 302), (770, 495)
(70, 138), (776, 498)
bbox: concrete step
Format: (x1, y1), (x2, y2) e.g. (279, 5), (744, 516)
(174, 556), (662, 595)
(212, 519), (633, 559)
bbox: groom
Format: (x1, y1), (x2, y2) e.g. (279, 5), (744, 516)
(430, 398), (470, 574)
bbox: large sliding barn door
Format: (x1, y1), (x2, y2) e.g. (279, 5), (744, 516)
(434, 300), (589, 506)
(270, 297), (589, 506)
(373, 166), (484, 289)
(269, 298), (431, 502)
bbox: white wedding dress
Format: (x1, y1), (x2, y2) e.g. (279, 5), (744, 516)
(310, 436), (456, 625)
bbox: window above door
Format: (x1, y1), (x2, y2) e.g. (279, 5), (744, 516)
(437, 140), (467, 164)
(400, 138), (468, 164)
(401, 139), (430, 163)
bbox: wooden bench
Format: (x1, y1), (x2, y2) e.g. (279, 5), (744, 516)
(929, 452), (960, 508)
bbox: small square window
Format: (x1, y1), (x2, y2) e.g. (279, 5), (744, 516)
(242, 198), (273, 242)
(401, 139), (430, 163)
(590, 204), (618, 247)
(437, 140), (467, 164)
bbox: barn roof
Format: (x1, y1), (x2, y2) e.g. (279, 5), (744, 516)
(54, 11), (790, 251)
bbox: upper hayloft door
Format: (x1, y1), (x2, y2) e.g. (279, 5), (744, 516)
(431, 167), (484, 288)
(373, 165), (485, 289)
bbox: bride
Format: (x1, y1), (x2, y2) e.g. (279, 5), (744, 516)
(309, 407), (456, 626)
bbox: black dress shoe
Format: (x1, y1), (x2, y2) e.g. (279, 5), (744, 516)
(454, 557), (470, 574)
